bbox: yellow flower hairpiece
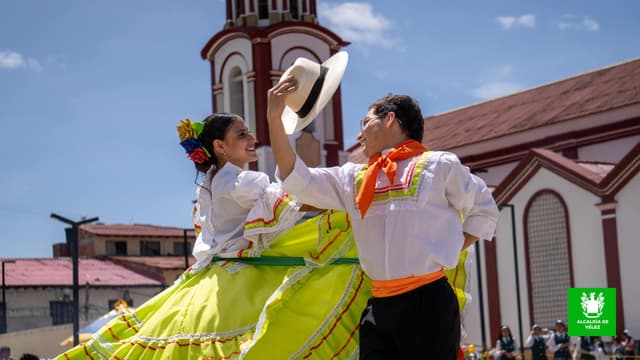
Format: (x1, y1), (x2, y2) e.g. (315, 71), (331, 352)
(177, 119), (196, 141)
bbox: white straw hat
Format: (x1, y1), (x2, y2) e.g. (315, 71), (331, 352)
(279, 51), (349, 134)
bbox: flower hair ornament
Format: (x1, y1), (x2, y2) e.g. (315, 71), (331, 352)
(177, 118), (211, 164)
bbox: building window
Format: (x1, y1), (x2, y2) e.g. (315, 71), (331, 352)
(234, 0), (242, 19)
(258, 0), (269, 19)
(105, 240), (127, 256)
(229, 67), (245, 118)
(50, 300), (74, 325)
(289, 0), (299, 19)
(525, 190), (572, 327)
(173, 241), (191, 256)
(140, 241), (161, 256)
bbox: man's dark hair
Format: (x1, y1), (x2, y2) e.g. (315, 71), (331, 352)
(369, 94), (424, 142)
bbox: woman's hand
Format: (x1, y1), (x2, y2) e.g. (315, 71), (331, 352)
(267, 74), (297, 125)
(266, 74), (298, 180)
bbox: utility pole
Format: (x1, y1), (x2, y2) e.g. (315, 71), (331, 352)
(1, 260), (16, 334)
(50, 213), (99, 346)
(183, 229), (190, 269)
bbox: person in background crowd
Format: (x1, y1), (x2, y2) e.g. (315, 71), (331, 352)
(547, 320), (572, 360)
(493, 325), (518, 360)
(610, 336), (624, 360)
(621, 330), (636, 357)
(0, 346), (13, 360)
(575, 336), (597, 360)
(525, 324), (549, 360)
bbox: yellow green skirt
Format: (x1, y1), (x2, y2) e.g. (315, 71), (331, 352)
(57, 210), (471, 359)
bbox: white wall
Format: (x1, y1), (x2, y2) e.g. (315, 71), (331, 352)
(0, 323), (76, 359)
(494, 203), (526, 344)
(4, 286), (162, 332)
(213, 38), (253, 83)
(616, 172), (640, 337)
(477, 161), (518, 187)
(270, 33), (331, 70)
(459, 245), (491, 349)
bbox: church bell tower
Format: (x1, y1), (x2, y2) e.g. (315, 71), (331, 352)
(201, 0), (349, 173)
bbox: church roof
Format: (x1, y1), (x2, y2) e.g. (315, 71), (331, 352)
(422, 57), (640, 150)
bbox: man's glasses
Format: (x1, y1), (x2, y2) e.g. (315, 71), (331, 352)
(360, 116), (380, 130)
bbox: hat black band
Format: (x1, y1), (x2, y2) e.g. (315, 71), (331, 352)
(296, 65), (328, 119)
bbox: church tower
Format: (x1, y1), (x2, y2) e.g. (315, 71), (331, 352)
(201, 0), (349, 173)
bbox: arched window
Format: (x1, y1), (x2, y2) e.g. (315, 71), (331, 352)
(229, 67), (244, 118)
(524, 190), (573, 327)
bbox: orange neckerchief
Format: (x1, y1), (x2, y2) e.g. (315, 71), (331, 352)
(355, 139), (427, 218)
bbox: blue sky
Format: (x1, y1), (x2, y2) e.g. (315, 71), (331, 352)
(1, 1), (639, 258)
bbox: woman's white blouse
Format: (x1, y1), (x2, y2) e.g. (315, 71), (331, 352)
(279, 151), (499, 281)
(192, 162), (302, 271)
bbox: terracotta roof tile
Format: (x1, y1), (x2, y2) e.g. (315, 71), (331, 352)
(81, 223), (195, 238)
(0, 258), (163, 287)
(108, 256), (195, 269)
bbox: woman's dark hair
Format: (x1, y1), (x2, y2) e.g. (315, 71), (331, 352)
(500, 325), (512, 336)
(194, 113), (238, 174)
(369, 94), (424, 142)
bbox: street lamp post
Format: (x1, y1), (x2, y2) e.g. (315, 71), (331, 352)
(182, 229), (190, 269)
(1, 260), (16, 334)
(50, 213), (99, 346)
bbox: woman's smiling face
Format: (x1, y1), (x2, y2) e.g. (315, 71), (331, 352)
(218, 117), (257, 168)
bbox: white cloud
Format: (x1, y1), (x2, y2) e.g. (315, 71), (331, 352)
(558, 15), (600, 32)
(583, 17), (600, 32)
(0, 50), (43, 71)
(318, 2), (396, 49)
(471, 64), (525, 100)
(471, 81), (525, 100)
(489, 64), (514, 78)
(496, 14), (535, 30)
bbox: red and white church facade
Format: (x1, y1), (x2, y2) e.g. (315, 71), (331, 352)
(200, 0), (350, 176)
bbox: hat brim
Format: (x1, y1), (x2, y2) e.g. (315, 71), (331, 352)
(281, 51), (349, 135)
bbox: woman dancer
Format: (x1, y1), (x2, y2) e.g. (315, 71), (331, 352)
(57, 114), (370, 359)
